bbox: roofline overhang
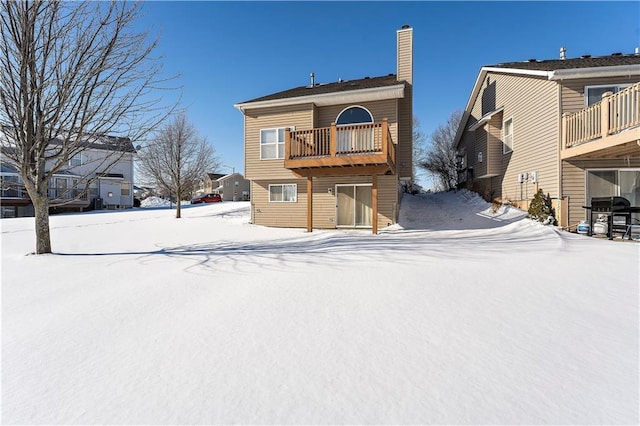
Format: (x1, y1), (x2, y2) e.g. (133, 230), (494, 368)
(549, 64), (640, 80)
(234, 84), (405, 113)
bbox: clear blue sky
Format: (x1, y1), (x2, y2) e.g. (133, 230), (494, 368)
(135, 1), (640, 187)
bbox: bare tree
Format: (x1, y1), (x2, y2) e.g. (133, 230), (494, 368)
(420, 110), (463, 191)
(0, 1), (175, 254)
(136, 114), (219, 218)
(412, 116), (428, 188)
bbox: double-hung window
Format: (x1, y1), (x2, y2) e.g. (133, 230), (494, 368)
(69, 153), (82, 167)
(585, 84), (631, 106)
(269, 184), (297, 202)
(503, 117), (513, 154)
(260, 127), (293, 160)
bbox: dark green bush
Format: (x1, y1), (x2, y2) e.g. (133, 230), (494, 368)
(528, 189), (556, 225)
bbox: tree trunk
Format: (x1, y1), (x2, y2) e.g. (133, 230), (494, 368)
(175, 188), (181, 219)
(33, 195), (52, 254)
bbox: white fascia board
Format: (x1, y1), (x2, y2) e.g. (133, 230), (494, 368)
(549, 65), (640, 80)
(234, 84), (405, 113)
(481, 66), (552, 78)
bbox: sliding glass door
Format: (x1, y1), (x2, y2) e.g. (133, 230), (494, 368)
(336, 184), (372, 228)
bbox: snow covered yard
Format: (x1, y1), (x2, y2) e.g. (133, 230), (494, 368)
(1, 191), (638, 425)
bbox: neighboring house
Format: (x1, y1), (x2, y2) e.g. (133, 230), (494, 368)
(454, 50), (640, 229)
(1, 135), (136, 218)
(234, 25), (413, 233)
(199, 173), (226, 194)
(210, 173), (250, 201)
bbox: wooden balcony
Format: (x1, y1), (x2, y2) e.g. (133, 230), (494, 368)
(284, 119), (396, 177)
(562, 82), (640, 159)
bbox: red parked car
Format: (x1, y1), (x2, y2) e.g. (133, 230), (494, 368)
(190, 193), (222, 204)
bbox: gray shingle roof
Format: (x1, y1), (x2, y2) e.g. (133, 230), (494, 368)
(240, 74), (403, 104)
(493, 53), (640, 71)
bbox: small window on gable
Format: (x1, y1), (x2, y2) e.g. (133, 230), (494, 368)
(585, 84), (631, 106)
(336, 106), (373, 125)
(69, 153), (82, 167)
(503, 117), (513, 154)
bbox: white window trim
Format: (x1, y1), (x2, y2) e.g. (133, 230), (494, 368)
(335, 105), (374, 126)
(268, 183), (297, 203)
(584, 83), (632, 107)
(260, 126), (294, 160)
(503, 116), (513, 154)
(69, 153), (83, 167)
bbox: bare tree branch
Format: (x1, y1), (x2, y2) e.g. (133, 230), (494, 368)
(419, 110), (463, 192)
(0, 0), (178, 254)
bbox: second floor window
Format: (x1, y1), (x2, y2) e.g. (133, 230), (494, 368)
(503, 117), (513, 154)
(585, 84), (631, 106)
(260, 127), (290, 160)
(69, 153), (82, 167)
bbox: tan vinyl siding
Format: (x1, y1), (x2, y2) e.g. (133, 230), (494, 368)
(397, 28), (413, 85)
(562, 158), (640, 228)
(561, 76), (640, 114)
(251, 179), (308, 228)
(251, 175), (397, 229)
(465, 73), (558, 202)
(397, 92), (413, 179)
(474, 128), (488, 177)
(316, 100), (398, 141)
(397, 28), (413, 180)
(486, 114), (503, 176)
(244, 104), (314, 180)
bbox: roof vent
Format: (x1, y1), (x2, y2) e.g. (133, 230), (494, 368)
(611, 52), (622, 56)
(338, 78), (343, 83)
(560, 46), (566, 60)
(309, 72), (315, 88)
(364, 76), (370, 79)
(401, 24), (410, 29)
(527, 58), (537, 62)
(581, 54), (591, 59)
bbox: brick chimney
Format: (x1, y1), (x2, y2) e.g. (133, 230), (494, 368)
(397, 25), (413, 181)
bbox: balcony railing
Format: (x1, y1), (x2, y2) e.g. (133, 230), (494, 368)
(563, 82), (640, 149)
(48, 188), (88, 202)
(284, 119), (395, 175)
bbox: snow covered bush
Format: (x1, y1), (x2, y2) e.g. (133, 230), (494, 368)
(528, 189), (556, 225)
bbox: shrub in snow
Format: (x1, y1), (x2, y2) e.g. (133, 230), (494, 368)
(528, 189), (556, 225)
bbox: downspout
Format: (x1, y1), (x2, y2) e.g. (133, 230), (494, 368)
(556, 80), (564, 227)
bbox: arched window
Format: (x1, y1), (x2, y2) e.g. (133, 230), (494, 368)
(335, 106), (375, 153)
(336, 106), (373, 125)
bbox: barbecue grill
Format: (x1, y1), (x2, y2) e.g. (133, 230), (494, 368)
(586, 196), (640, 239)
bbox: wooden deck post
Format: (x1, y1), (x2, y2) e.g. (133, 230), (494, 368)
(285, 127), (291, 160)
(307, 176), (313, 232)
(561, 113), (568, 150)
(330, 123), (337, 157)
(372, 174), (378, 235)
(381, 118), (388, 155)
(601, 91), (612, 138)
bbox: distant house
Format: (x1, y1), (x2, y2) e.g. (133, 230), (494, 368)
(454, 51), (640, 229)
(234, 25), (413, 233)
(200, 173), (226, 194)
(1, 135), (136, 218)
(212, 173), (250, 201)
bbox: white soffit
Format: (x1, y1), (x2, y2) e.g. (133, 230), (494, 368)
(549, 65), (640, 80)
(234, 85), (405, 112)
(467, 107), (504, 131)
